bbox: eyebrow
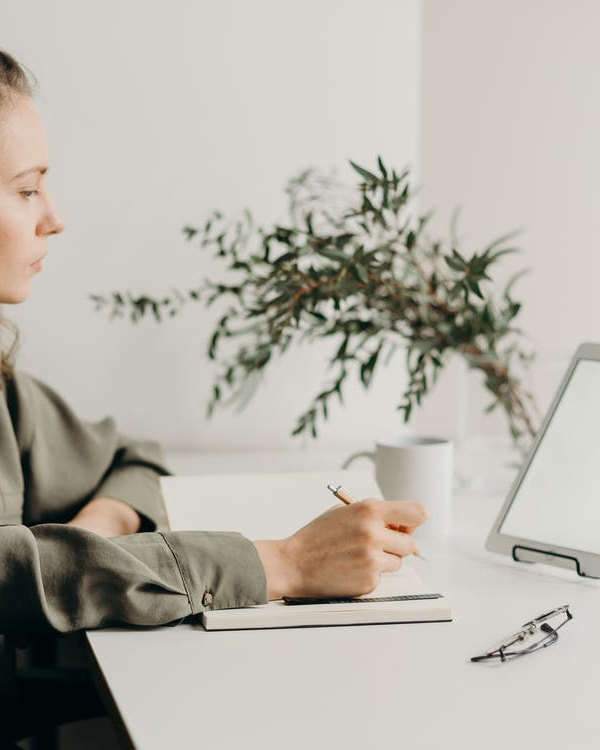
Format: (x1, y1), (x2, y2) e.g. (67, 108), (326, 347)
(10, 166), (49, 182)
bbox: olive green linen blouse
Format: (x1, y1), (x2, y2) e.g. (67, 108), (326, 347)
(0, 370), (267, 643)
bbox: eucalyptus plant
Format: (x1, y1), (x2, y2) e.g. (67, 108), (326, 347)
(91, 159), (537, 447)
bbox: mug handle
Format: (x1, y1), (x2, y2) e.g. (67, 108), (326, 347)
(342, 451), (375, 469)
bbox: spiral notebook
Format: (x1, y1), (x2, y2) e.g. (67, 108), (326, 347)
(160, 470), (452, 630)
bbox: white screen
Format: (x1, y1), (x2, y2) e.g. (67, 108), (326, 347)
(500, 359), (600, 554)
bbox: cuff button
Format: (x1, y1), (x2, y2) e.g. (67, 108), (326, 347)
(202, 591), (214, 608)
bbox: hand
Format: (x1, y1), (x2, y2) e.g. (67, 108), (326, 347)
(65, 497), (142, 537)
(253, 498), (427, 600)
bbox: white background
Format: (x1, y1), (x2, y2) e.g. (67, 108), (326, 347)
(3, 0), (600, 455)
(3, 0), (421, 456)
(416, 0), (600, 438)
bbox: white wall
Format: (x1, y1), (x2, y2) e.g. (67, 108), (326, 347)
(13, 1), (589, 454)
(413, 0), (600, 440)
(4, 0), (422, 453)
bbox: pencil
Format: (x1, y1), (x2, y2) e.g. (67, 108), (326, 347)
(326, 484), (428, 561)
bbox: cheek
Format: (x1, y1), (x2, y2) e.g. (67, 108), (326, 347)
(0, 207), (34, 261)
(0, 212), (36, 304)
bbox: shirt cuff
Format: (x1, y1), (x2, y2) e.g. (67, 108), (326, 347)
(160, 530), (268, 612)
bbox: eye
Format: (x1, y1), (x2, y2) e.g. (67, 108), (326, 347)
(20, 190), (39, 200)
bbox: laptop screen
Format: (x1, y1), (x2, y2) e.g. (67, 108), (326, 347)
(500, 358), (600, 555)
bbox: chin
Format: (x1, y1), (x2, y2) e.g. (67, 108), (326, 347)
(0, 286), (31, 304)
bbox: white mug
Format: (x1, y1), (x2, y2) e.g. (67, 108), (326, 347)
(343, 437), (454, 536)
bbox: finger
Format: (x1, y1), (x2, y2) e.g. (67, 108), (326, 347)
(380, 551), (404, 573)
(380, 526), (418, 558)
(377, 500), (428, 529)
(387, 522), (418, 535)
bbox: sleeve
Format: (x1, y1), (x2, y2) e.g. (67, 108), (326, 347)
(8, 371), (170, 531)
(0, 523), (267, 638)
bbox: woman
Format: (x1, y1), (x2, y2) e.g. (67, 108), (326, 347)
(0, 49), (426, 741)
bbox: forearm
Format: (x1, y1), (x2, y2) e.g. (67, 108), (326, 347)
(66, 497), (142, 537)
(0, 524), (267, 637)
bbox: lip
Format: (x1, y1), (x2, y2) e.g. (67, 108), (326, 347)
(30, 255), (45, 271)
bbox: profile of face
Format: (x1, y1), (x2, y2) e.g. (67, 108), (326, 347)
(0, 94), (65, 304)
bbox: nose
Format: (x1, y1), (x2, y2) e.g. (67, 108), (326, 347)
(37, 199), (66, 237)
(47, 209), (66, 236)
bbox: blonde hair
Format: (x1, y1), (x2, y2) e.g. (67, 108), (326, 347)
(0, 315), (19, 382)
(0, 49), (37, 382)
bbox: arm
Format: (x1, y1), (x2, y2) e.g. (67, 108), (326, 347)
(7, 371), (170, 532)
(0, 498), (426, 639)
(1, 370), (426, 635)
(65, 496), (142, 537)
(0, 523), (267, 638)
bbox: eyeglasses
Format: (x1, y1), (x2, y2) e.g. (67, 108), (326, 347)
(471, 605), (572, 663)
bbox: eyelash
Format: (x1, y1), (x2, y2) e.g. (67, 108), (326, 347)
(20, 190), (39, 200)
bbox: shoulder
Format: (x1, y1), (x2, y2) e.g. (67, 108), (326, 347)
(7, 369), (61, 408)
(3, 370), (53, 448)
(3, 370), (93, 450)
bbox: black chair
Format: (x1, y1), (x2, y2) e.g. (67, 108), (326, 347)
(3, 637), (105, 750)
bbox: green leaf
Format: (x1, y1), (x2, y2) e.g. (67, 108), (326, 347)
(507, 301), (522, 319)
(359, 347), (381, 387)
(349, 160), (379, 183)
(208, 331), (220, 358)
(485, 247), (519, 264)
(468, 280), (484, 299)
(306, 211), (314, 235)
(449, 207), (461, 247)
(319, 247), (347, 263)
(503, 268), (530, 298)
(182, 225), (198, 241)
(273, 251), (297, 266)
(352, 263), (368, 284)
(481, 229), (521, 256)
(335, 336), (349, 360)
(399, 402), (412, 422)
(444, 255), (465, 272)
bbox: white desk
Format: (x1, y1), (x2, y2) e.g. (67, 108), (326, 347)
(86, 455), (600, 750)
